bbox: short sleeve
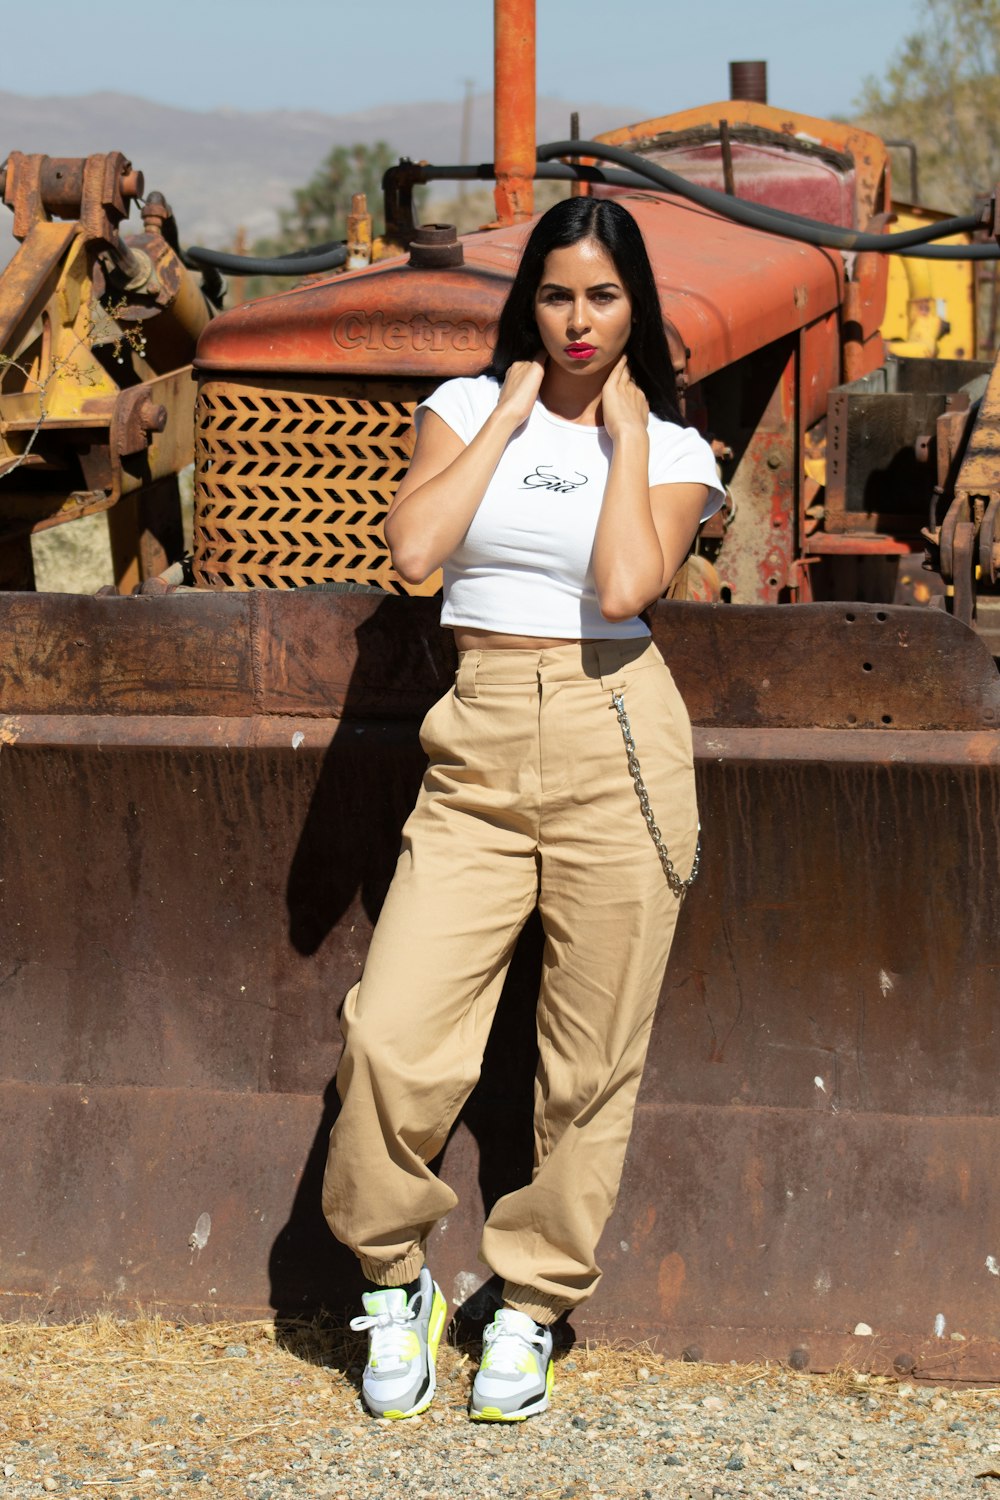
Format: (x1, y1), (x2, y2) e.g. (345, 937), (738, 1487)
(414, 375), (498, 445)
(649, 422), (726, 522)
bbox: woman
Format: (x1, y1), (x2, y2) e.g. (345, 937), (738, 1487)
(323, 196), (724, 1423)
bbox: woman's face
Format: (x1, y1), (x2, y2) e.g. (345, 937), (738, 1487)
(533, 237), (633, 379)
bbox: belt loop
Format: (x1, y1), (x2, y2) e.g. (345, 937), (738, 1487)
(596, 641), (627, 692)
(456, 650), (480, 700)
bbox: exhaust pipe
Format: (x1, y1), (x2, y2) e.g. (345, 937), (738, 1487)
(729, 60), (767, 103)
(494, 0), (535, 224)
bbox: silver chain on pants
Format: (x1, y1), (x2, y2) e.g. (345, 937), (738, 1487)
(610, 690), (701, 900)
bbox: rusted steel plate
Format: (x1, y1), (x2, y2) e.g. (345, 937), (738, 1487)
(0, 592), (254, 716)
(696, 726), (1000, 764)
(2, 593), (997, 731)
(7, 717), (1000, 769)
(4, 1087), (998, 1385)
(600, 1104), (1000, 1362)
(653, 600), (1000, 731)
(1, 734), (998, 1371)
(0, 591), (451, 719)
(3, 727), (995, 1101)
(1, 596), (999, 1373)
(250, 591), (454, 718)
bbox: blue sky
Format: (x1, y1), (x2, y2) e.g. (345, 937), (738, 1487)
(2, 0), (921, 118)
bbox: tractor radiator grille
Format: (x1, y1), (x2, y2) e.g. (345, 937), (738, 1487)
(193, 376), (439, 592)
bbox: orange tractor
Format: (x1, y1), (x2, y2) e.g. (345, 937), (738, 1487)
(1, 7), (999, 1379)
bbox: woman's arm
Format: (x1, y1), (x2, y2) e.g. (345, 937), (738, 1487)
(592, 359), (708, 620)
(385, 359), (545, 584)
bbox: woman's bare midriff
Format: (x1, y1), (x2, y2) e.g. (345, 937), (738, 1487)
(451, 626), (600, 651)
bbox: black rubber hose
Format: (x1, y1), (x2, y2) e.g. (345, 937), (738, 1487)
(401, 152), (997, 259)
(392, 156), (973, 246)
(177, 167), (652, 276)
(892, 241), (999, 260)
(537, 140), (994, 256)
(183, 239), (348, 276)
(411, 160), (702, 193)
(180, 139), (997, 274)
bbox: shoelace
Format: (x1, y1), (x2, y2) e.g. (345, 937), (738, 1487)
(350, 1303), (419, 1373)
(481, 1318), (544, 1375)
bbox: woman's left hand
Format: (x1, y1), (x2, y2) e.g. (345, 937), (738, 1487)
(600, 357), (649, 441)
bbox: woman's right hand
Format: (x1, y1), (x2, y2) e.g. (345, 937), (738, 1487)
(495, 354), (546, 427)
(387, 359), (545, 583)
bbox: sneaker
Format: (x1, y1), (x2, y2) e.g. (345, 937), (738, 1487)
(349, 1267), (447, 1419)
(469, 1307), (554, 1421)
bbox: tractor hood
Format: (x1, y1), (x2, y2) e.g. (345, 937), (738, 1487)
(194, 194), (845, 386)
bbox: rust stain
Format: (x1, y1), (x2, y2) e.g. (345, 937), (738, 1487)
(957, 1161), (971, 1206)
(631, 1204), (657, 1248)
(657, 1253), (687, 1319)
(742, 1155), (765, 1227)
(0, 716), (22, 745)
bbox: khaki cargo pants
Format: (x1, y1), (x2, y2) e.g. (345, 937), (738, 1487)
(322, 636), (699, 1325)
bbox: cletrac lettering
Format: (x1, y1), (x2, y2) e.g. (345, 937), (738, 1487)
(332, 310), (498, 356)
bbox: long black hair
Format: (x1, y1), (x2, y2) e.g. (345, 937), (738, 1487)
(483, 196), (681, 422)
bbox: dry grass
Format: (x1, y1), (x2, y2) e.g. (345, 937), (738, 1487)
(1, 1315), (357, 1498)
(3, 1311), (997, 1412)
(3, 1313), (999, 1498)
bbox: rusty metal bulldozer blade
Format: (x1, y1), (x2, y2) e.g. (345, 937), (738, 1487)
(1, 590), (998, 1380)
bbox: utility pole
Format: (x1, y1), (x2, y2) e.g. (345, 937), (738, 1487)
(459, 78), (475, 205)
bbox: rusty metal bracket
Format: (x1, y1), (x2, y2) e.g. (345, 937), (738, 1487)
(841, 211), (892, 383)
(663, 321), (690, 406)
(936, 396), (974, 490)
(952, 518), (977, 625)
(980, 494), (1000, 585)
(2, 151), (142, 244)
(936, 488), (987, 628)
(382, 161), (423, 254)
(939, 490), (964, 581)
(986, 184), (1000, 243)
(111, 387), (168, 459)
(931, 343), (1000, 624)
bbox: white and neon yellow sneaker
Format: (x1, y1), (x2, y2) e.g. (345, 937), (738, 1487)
(469, 1307), (554, 1421)
(349, 1267), (447, 1419)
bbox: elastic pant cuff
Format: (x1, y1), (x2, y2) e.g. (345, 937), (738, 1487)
(502, 1281), (568, 1326)
(359, 1249), (425, 1288)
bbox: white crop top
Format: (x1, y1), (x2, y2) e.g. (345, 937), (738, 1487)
(414, 374), (725, 639)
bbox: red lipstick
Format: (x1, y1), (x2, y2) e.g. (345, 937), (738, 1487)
(565, 343), (596, 360)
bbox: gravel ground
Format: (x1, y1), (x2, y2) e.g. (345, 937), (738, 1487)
(2, 1317), (1000, 1499)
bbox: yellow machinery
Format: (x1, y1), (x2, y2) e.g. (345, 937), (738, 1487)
(0, 151), (217, 592)
(883, 202), (978, 359)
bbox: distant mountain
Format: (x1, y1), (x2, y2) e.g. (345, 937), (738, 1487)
(0, 89), (645, 252)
